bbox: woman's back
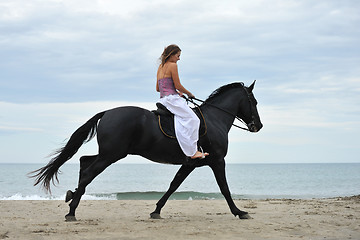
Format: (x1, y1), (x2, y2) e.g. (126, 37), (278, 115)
(157, 62), (174, 80)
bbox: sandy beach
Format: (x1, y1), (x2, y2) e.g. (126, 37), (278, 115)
(1, 197), (359, 240)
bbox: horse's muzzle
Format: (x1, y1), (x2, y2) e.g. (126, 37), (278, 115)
(248, 121), (263, 133)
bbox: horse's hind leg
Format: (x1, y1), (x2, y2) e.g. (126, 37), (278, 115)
(65, 155), (97, 203)
(65, 156), (114, 221)
(79, 155), (98, 178)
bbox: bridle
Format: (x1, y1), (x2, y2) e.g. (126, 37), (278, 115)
(183, 86), (257, 132)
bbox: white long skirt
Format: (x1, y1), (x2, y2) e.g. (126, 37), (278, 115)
(158, 94), (200, 157)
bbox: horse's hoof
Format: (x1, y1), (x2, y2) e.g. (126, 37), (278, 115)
(239, 213), (252, 219)
(65, 215), (77, 222)
(65, 190), (73, 203)
(150, 212), (162, 219)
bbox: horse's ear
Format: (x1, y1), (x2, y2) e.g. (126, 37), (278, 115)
(248, 80), (256, 92)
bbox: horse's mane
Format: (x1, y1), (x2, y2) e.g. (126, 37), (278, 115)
(204, 82), (244, 103)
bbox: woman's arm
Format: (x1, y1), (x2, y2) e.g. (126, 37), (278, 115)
(156, 68), (160, 92)
(170, 63), (194, 98)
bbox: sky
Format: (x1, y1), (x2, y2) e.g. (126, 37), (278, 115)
(0, 0), (359, 164)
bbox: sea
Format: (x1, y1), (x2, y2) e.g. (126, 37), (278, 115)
(0, 163), (359, 201)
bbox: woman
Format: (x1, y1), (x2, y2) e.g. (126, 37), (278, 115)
(156, 44), (209, 159)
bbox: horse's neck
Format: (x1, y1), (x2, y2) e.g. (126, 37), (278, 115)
(203, 93), (241, 131)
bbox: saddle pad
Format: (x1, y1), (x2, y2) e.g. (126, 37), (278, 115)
(157, 115), (176, 138)
(156, 107), (207, 139)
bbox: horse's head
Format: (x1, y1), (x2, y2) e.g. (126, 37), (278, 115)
(203, 81), (263, 132)
(238, 81), (263, 133)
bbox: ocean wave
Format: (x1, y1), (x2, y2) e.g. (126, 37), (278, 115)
(111, 191), (226, 200)
(0, 193), (115, 201)
(0, 192), (328, 201)
(0, 193), (63, 200)
(89, 191), (254, 200)
(0, 191), (233, 201)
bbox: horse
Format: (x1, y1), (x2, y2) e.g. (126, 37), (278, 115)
(30, 81), (263, 221)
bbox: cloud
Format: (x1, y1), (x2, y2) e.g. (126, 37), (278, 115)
(0, 0), (359, 163)
(0, 126), (42, 133)
(1, 0), (359, 103)
(0, 101), (155, 137)
(0, 100), (157, 163)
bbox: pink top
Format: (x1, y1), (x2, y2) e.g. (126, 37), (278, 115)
(158, 77), (178, 98)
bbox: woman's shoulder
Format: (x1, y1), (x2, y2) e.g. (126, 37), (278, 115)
(158, 62), (178, 78)
(159, 62), (177, 70)
(167, 62), (178, 70)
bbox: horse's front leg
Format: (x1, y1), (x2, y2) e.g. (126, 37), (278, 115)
(150, 165), (195, 219)
(210, 160), (251, 219)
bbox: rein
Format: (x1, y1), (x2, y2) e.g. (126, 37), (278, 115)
(183, 96), (250, 131)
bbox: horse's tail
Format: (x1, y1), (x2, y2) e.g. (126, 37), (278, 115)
(29, 111), (106, 193)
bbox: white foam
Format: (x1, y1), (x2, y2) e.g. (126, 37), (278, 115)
(0, 193), (117, 201)
(81, 194), (117, 200)
(0, 193), (60, 200)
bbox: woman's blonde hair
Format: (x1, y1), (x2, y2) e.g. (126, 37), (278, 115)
(159, 44), (181, 66)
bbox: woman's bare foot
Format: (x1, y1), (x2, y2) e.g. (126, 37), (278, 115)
(191, 151), (209, 159)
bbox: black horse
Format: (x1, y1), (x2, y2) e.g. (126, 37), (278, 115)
(30, 81), (262, 221)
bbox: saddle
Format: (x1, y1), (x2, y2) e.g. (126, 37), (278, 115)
(152, 103), (207, 139)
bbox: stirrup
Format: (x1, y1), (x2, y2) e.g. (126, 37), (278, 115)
(199, 146), (204, 154)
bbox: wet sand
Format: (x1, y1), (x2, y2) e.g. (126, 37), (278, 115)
(1, 196), (359, 239)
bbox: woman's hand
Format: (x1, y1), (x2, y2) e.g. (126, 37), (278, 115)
(187, 92), (195, 99)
